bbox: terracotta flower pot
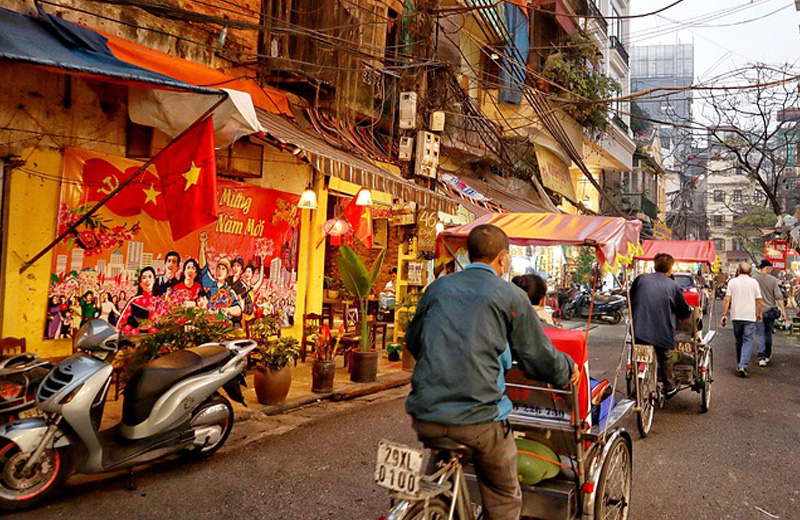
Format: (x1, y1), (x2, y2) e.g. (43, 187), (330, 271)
(350, 350), (379, 383)
(311, 360), (336, 393)
(253, 365), (292, 405)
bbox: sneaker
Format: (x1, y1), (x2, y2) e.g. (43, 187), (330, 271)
(737, 367), (748, 378)
(665, 387), (679, 400)
(758, 358), (768, 367)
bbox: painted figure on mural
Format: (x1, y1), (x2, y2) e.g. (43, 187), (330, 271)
(79, 291), (101, 326)
(118, 266), (159, 329)
(166, 258), (204, 308)
(198, 232), (242, 325)
(228, 257), (255, 317)
(154, 251), (182, 296)
(45, 296), (62, 340)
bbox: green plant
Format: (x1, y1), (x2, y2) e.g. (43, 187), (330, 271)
(337, 246), (386, 352)
(542, 34), (620, 135)
(323, 276), (337, 291)
(120, 306), (234, 381)
(572, 247), (597, 285)
(395, 291), (423, 330)
(252, 337), (300, 371)
(310, 323), (344, 362)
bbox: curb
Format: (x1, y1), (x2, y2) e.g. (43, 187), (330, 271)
(233, 371), (411, 421)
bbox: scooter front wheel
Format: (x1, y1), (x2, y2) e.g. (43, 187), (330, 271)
(184, 393), (234, 459)
(0, 441), (71, 511)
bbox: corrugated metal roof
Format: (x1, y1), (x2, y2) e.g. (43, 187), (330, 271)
(257, 110), (456, 213)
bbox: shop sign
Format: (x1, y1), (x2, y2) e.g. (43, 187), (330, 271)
(391, 201), (417, 226)
(534, 146), (576, 202)
(440, 173), (493, 202)
(406, 261), (427, 286)
(653, 221), (672, 240)
(417, 208), (438, 252)
(372, 206), (392, 219)
(45, 148), (301, 339)
(765, 240), (788, 269)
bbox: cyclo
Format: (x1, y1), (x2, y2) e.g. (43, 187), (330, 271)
(376, 213), (642, 520)
(625, 240), (717, 438)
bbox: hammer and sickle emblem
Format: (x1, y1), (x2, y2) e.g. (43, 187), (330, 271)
(98, 175), (119, 195)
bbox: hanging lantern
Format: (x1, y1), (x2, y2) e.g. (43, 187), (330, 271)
(355, 188), (372, 207)
(435, 222), (445, 235)
(322, 217), (353, 236)
(298, 185), (318, 210)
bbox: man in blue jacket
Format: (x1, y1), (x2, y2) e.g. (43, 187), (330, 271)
(406, 224), (577, 520)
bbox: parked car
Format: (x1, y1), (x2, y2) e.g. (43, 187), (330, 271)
(674, 272), (709, 314)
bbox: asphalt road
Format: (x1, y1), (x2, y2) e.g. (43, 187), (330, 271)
(10, 302), (800, 520)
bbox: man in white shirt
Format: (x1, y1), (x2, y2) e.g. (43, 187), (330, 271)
(721, 262), (762, 377)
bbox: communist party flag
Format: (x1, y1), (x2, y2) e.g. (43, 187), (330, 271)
(153, 116), (219, 240)
(342, 190), (373, 248)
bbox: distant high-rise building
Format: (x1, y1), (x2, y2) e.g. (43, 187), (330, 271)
(70, 248), (84, 273)
(631, 43), (694, 169)
(96, 259), (107, 277)
(56, 254), (68, 274)
(110, 249), (124, 268)
(127, 241), (144, 270)
(270, 257), (283, 287)
(141, 253), (153, 268)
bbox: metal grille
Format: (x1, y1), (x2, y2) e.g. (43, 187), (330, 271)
(37, 366), (74, 401)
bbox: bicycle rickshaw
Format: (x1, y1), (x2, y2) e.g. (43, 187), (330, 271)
(376, 213), (643, 520)
(626, 240), (717, 438)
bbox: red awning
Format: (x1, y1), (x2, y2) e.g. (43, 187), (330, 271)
(635, 240), (716, 265)
(440, 213), (642, 265)
(101, 31), (292, 117)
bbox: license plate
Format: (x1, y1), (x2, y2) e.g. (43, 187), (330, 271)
(375, 440), (424, 495)
(676, 341), (695, 355)
(634, 344), (654, 363)
(18, 408), (44, 419)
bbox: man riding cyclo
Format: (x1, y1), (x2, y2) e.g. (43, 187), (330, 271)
(630, 252), (693, 400)
(405, 224), (580, 520)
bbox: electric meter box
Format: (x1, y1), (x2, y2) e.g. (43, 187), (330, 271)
(398, 136), (414, 161)
(399, 92), (418, 129)
(429, 111), (445, 132)
(415, 130), (440, 178)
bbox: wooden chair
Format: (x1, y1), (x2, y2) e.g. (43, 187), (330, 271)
(790, 316), (800, 336)
(302, 313), (324, 363)
(0, 337), (26, 356)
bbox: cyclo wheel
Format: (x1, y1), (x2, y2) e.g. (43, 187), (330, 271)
(593, 436), (633, 520)
(636, 396), (654, 438)
(403, 497), (454, 519)
(701, 349), (713, 414)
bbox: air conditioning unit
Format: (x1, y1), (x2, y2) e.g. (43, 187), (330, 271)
(415, 131), (440, 178)
(399, 92), (418, 129)
(429, 111), (445, 132)
(399, 136), (414, 161)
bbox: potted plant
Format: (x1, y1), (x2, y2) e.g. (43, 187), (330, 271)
(324, 276), (339, 300)
(250, 314), (300, 405)
(394, 292), (422, 372)
(308, 323), (344, 393)
(337, 245), (385, 383)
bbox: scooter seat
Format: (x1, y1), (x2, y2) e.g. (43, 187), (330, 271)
(122, 346), (231, 426)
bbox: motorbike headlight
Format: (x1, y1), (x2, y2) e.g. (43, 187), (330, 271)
(0, 382), (23, 401)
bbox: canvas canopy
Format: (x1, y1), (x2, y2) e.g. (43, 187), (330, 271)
(635, 240), (716, 265)
(439, 213), (642, 265)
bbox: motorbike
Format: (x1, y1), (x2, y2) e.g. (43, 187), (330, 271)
(561, 287), (626, 324)
(0, 353), (53, 424)
(0, 319), (256, 511)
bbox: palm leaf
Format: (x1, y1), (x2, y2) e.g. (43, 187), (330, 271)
(337, 246), (371, 299)
(369, 248), (387, 287)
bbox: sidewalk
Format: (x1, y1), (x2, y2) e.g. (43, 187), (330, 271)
(100, 352), (411, 429)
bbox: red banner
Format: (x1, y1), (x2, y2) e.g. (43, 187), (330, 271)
(765, 240), (788, 270)
(44, 148), (301, 339)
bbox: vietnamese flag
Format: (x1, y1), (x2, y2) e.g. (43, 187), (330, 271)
(342, 190), (373, 248)
(153, 116), (219, 240)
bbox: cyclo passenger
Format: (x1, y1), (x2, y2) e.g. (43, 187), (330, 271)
(630, 252), (693, 399)
(405, 224), (579, 520)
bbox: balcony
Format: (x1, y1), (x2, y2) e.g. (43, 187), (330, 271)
(610, 35), (629, 64)
(588, 0), (608, 34)
(621, 192), (659, 220)
(612, 114), (629, 134)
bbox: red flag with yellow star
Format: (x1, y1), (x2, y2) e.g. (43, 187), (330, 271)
(342, 191), (373, 248)
(153, 116), (219, 240)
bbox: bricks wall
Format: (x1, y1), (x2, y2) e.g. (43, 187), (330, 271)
(324, 223), (404, 295)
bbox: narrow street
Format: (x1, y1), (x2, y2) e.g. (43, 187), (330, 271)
(12, 303), (800, 520)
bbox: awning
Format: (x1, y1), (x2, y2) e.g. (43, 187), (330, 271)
(635, 240), (716, 265)
(438, 171), (550, 215)
(0, 6), (212, 93)
(256, 110), (456, 213)
(440, 213), (642, 265)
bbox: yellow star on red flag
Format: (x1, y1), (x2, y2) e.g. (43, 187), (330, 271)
(182, 161), (202, 191)
(143, 183), (161, 205)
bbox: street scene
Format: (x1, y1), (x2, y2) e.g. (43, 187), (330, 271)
(1, 0), (800, 519)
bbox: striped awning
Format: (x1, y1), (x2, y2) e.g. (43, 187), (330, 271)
(256, 110), (455, 213)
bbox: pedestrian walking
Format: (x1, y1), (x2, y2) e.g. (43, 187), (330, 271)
(721, 262), (762, 377)
(752, 260), (786, 367)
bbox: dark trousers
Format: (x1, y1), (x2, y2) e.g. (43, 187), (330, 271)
(732, 320), (755, 368)
(756, 308), (779, 359)
(412, 419), (520, 520)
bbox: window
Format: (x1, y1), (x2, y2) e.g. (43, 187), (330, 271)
(754, 189), (765, 203)
(714, 238), (725, 251)
(785, 178), (796, 190)
(713, 190), (725, 202)
(712, 215), (724, 227)
(733, 190), (742, 202)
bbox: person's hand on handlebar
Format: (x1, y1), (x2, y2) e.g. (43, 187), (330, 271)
(570, 363), (581, 386)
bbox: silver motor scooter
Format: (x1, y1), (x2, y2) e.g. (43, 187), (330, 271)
(0, 319), (256, 511)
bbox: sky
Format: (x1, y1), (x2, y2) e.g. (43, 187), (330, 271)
(629, 0), (800, 122)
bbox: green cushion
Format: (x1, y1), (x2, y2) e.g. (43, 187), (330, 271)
(515, 438), (560, 485)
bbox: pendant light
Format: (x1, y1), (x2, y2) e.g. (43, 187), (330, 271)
(298, 185), (318, 210)
(355, 188), (372, 207)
